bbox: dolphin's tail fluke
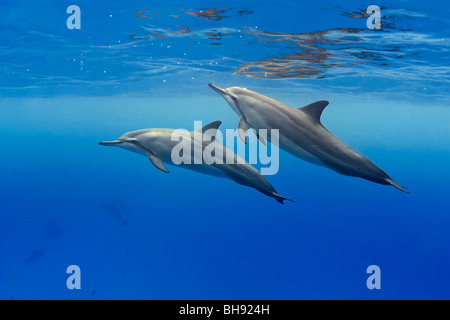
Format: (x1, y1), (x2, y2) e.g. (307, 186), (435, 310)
(274, 193), (296, 204)
(386, 178), (409, 193)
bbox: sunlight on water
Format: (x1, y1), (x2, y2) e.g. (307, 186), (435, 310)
(0, 1), (449, 101)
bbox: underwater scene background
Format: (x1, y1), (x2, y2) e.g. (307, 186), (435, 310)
(1, 0), (450, 299)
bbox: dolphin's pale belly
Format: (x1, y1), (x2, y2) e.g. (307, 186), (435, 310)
(246, 110), (325, 166)
(171, 161), (227, 178)
(163, 152), (280, 198)
(278, 135), (325, 167)
(281, 125), (391, 183)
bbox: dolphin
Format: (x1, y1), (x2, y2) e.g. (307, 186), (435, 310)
(99, 121), (292, 203)
(208, 84), (407, 192)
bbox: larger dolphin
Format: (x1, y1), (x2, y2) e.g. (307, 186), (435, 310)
(99, 121), (292, 203)
(208, 84), (407, 192)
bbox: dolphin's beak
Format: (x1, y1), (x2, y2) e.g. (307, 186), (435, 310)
(98, 140), (123, 146)
(208, 83), (228, 96)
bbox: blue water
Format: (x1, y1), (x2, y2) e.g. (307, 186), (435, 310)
(1, 0), (450, 299)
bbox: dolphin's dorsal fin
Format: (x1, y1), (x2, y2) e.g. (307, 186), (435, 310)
(299, 100), (329, 122)
(146, 152), (169, 173)
(195, 121), (222, 140)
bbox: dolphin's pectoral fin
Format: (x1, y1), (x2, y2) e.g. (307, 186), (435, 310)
(252, 129), (267, 146)
(146, 152), (169, 173)
(195, 120), (222, 141)
(238, 117), (250, 144)
(238, 117), (267, 145)
(299, 100), (329, 122)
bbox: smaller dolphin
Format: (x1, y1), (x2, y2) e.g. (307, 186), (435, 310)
(99, 121), (292, 203)
(208, 84), (407, 192)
